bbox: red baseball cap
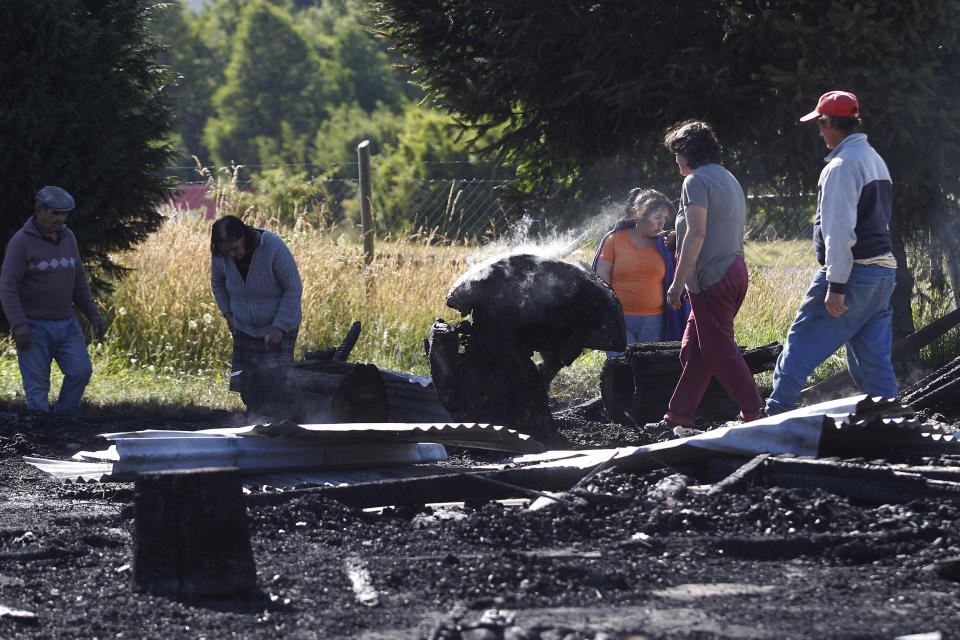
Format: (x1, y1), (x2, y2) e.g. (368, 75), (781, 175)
(799, 90), (860, 122)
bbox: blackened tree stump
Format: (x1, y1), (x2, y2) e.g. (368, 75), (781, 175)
(427, 254), (626, 440)
(133, 468), (257, 599)
(601, 341), (782, 425)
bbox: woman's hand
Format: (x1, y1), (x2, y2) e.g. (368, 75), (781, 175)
(264, 326), (284, 348)
(666, 280), (684, 310)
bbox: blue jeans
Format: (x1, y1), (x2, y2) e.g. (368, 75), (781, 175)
(17, 317), (93, 417)
(766, 264), (897, 415)
(606, 312), (665, 358)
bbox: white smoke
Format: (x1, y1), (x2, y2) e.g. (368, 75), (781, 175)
(467, 203), (627, 266)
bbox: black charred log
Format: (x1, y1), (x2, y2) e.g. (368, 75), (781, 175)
(601, 341), (782, 425)
(239, 361), (388, 423)
(133, 468), (256, 598)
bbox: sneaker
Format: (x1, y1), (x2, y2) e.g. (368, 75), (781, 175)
(739, 409), (767, 423)
(643, 418), (690, 440)
(672, 425), (704, 438)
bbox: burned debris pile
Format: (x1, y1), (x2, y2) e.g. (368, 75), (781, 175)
(600, 341), (782, 425)
(427, 253), (625, 441)
(901, 354), (960, 418)
(238, 321), (452, 424)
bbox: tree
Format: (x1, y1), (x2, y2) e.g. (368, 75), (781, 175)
(371, 0), (960, 336)
(150, 1), (222, 173)
(203, 0), (328, 169)
(0, 0), (176, 294)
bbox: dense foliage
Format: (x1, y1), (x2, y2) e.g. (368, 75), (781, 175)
(0, 0), (177, 291)
(371, 1), (959, 215)
(151, 0), (511, 237)
(154, 0), (425, 174)
(371, 0), (960, 331)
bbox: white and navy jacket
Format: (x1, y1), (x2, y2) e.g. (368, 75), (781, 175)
(813, 133), (893, 294)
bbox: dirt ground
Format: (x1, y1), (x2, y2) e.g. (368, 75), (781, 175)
(1, 405), (959, 640)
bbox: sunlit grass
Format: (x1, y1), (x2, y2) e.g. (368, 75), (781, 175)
(0, 204), (949, 415)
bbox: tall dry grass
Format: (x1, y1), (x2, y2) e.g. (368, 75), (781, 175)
(106, 212), (471, 378)
(0, 200), (900, 413)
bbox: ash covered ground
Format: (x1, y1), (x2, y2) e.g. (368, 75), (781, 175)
(1, 404), (959, 640)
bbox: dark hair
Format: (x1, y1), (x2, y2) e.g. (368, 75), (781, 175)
(625, 187), (672, 221)
(210, 215), (259, 256)
(820, 114), (862, 135)
(663, 120), (723, 169)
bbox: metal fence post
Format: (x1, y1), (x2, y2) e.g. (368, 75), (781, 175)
(357, 140), (374, 265)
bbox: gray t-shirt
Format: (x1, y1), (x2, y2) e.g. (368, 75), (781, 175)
(675, 163), (746, 293)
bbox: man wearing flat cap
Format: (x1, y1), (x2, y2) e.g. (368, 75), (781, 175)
(766, 90), (898, 415)
(0, 186), (106, 417)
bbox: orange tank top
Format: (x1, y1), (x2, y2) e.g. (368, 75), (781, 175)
(597, 230), (666, 315)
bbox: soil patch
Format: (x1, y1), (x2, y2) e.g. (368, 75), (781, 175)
(1, 408), (959, 639)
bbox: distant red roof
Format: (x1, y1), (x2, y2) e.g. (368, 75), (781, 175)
(167, 184), (217, 219)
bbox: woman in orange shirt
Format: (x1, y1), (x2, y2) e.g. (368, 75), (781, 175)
(593, 188), (690, 357)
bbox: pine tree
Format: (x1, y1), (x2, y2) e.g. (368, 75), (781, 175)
(0, 0), (176, 296)
(372, 0), (960, 335)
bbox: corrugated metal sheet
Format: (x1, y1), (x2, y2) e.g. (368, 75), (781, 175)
(99, 420), (544, 454)
(23, 419), (538, 485)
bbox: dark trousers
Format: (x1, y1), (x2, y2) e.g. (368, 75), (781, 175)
(665, 256), (763, 425)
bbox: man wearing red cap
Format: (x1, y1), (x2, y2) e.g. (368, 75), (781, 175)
(765, 91), (898, 415)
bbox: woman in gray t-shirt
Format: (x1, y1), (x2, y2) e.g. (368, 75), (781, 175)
(652, 120), (763, 434)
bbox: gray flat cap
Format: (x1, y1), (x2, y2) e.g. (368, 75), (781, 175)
(35, 186), (75, 212)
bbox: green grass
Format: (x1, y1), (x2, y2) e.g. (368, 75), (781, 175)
(0, 210), (951, 416)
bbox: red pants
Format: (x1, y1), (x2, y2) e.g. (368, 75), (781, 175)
(665, 255), (763, 425)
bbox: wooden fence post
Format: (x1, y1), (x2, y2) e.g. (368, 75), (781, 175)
(357, 140), (374, 265)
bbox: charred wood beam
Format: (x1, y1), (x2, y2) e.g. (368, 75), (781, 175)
(334, 321), (362, 361)
(705, 453), (770, 495)
(902, 356), (960, 415)
(247, 466), (591, 509)
(304, 320), (362, 361)
(703, 454), (960, 504)
(708, 528), (934, 562)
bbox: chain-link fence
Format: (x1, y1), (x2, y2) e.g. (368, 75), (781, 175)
(167, 161), (517, 242)
(167, 161), (818, 245)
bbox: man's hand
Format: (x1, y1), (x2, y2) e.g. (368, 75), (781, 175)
(224, 312), (235, 333)
(12, 323), (32, 351)
(264, 326), (284, 348)
(825, 291), (848, 317)
(666, 280), (684, 310)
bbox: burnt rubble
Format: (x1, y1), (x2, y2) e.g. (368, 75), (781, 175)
(427, 253), (625, 441)
(902, 354), (960, 418)
(600, 341), (782, 426)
